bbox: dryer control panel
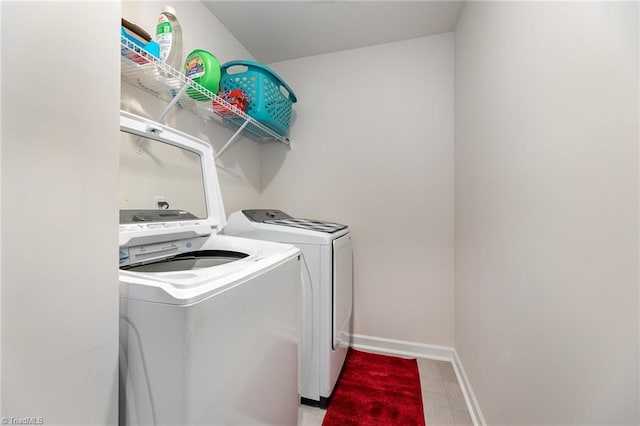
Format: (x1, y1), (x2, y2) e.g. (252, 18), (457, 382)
(242, 209), (293, 222)
(241, 209), (347, 234)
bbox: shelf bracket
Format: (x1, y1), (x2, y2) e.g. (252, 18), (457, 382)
(156, 84), (190, 123)
(214, 119), (250, 160)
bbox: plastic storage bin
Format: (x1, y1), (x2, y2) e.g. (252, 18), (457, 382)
(120, 28), (160, 65)
(220, 60), (297, 137)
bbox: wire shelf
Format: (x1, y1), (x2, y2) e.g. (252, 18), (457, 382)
(120, 36), (291, 147)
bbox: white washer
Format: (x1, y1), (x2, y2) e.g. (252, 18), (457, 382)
(118, 112), (301, 425)
(226, 209), (353, 407)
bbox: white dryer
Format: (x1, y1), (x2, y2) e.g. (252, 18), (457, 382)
(226, 209), (353, 408)
(118, 112), (300, 425)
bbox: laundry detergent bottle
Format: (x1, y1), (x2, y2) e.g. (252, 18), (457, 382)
(156, 6), (183, 70)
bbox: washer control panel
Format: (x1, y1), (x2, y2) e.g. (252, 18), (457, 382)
(119, 209), (212, 250)
(119, 236), (204, 268)
(120, 209), (199, 223)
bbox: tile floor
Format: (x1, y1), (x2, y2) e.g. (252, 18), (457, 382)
(298, 356), (474, 426)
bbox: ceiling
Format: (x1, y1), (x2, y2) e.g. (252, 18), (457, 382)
(202, 1), (465, 63)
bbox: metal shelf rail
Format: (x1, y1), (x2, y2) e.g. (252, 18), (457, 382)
(120, 35), (291, 158)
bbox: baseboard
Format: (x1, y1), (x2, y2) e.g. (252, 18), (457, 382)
(451, 348), (487, 426)
(351, 333), (454, 361)
(350, 334), (486, 426)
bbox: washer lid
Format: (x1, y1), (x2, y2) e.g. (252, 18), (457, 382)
(119, 111), (226, 248)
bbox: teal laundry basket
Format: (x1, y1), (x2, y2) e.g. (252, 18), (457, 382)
(220, 60), (297, 137)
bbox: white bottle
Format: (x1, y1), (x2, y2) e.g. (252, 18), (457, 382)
(156, 6), (183, 70)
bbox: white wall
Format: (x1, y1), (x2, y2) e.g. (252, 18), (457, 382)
(455, 2), (639, 425)
(1, 2), (120, 424)
(121, 1), (262, 216)
(263, 34), (455, 346)
(0, 0), (3, 413)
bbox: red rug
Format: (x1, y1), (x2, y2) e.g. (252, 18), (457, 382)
(322, 349), (425, 426)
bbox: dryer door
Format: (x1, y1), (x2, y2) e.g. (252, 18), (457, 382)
(332, 234), (353, 349)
